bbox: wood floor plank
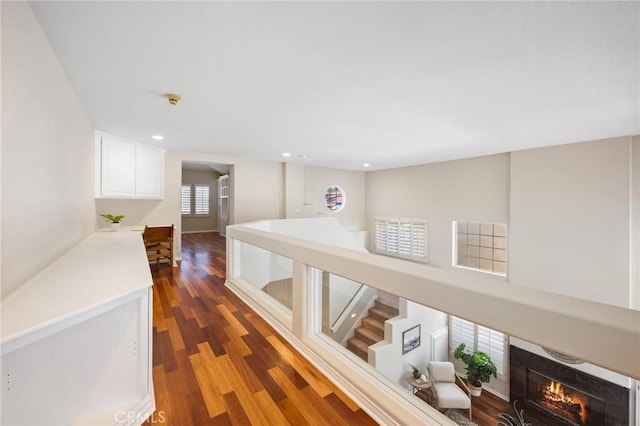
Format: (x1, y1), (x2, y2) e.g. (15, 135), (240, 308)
(218, 365), (272, 426)
(277, 398), (310, 426)
(221, 341), (264, 394)
(253, 389), (291, 426)
(201, 325), (228, 357)
(324, 392), (377, 424)
(222, 325), (253, 357)
(189, 351), (226, 418)
(165, 316), (186, 352)
(152, 284), (168, 332)
(268, 366), (337, 425)
(197, 343), (234, 396)
(217, 295), (241, 313)
(266, 335), (332, 397)
(221, 392), (252, 426)
(242, 352), (288, 403)
(320, 375), (363, 412)
(217, 303), (248, 336)
(151, 365), (172, 422)
(210, 412), (233, 426)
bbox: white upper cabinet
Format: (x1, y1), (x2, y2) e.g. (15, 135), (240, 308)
(96, 132), (165, 199)
(135, 143), (165, 199)
(99, 136), (136, 198)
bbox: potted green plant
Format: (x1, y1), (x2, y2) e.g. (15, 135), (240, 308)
(101, 213), (125, 232)
(453, 343), (497, 396)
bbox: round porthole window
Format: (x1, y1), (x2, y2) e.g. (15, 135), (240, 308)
(325, 185), (346, 212)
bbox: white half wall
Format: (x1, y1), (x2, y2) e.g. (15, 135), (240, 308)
(1, 2), (96, 298)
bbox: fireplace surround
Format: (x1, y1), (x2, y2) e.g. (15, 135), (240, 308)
(510, 345), (629, 425)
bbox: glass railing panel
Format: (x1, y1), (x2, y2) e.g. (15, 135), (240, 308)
(325, 273), (364, 333)
(235, 241), (293, 312)
(311, 267), (477, 413)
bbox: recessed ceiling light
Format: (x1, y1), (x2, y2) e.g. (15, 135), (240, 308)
(282, 152), (291, 157)
(152, 135), (164, 140)
(363, 163), (370, 167)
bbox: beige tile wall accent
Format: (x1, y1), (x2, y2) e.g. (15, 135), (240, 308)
(455, 221), (507, 275)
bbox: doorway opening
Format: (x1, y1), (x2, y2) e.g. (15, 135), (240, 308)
(181, 161), (231, 236)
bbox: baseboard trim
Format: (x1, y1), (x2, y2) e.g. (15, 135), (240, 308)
(181, 230), (218, 234)
(114, 393), (156, 426)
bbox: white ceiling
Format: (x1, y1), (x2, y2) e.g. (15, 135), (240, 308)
(30, 1), (639, 171)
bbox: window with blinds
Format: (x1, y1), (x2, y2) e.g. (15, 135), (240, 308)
(449, 316), (506, 377)
(181, 183), (210, 216)
(194, 184), (210, 215)
(375, 217), (428, 262)
(181, 185), (192, 215)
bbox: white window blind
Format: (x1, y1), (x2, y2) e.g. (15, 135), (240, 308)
(375, 220), (388, 252)
(194, 184), (210, 215)
(449, 316), (475, 352)
(449, 316), (506, 377)
(181, 185), (191, 215)
(375, 217), (428, 262)
(477, 325), (505, 375)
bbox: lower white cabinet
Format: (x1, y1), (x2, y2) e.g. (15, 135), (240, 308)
(1, 232), (155, 426)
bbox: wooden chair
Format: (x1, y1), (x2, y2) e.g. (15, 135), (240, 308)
(426, 361), (472, 420)
(143, 225), (174, 269)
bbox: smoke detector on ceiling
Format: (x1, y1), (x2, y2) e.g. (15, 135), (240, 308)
(167, 93), (181, 105)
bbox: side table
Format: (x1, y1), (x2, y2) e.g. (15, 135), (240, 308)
(405, 373), (432, 395)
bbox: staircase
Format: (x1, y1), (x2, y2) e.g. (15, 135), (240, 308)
(347, 301), (399, 361)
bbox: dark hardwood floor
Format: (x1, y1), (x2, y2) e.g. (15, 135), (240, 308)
(144, 232), (509, 425)
(143, 232), (376, 425)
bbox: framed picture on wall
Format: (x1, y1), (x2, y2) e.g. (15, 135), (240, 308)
(402, 324), (421, 354)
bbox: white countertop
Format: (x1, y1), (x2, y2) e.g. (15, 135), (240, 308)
(1, 230), (153, 350)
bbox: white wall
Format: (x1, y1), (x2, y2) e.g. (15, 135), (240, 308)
(284, 164), (366, 231)
(371, 300), (447, 390)
(284, 163), (305, 219)
(510, 137), (635, 308)
(1, 2), (96, 298)
(366, 154), (510, 269)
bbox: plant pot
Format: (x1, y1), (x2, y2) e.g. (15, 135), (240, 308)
(111, 223), (121, 232)
(469, 383), (482, 397)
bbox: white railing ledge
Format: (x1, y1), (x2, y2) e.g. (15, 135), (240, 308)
(227, 223), (640, 380)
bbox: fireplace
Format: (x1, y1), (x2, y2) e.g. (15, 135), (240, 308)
(510, 346), (629, 425)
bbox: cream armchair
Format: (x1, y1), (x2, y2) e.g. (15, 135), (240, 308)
(426, 361), (472, 420)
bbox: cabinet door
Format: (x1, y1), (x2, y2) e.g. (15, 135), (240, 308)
(101, 137), (136, 198)
(135, 143), (165, 199)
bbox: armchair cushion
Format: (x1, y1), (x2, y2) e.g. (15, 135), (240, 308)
(428, 361), (456, 383)
(432, 382), (471, 409)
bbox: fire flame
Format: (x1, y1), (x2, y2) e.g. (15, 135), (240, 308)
(543, 381), (588, 424)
